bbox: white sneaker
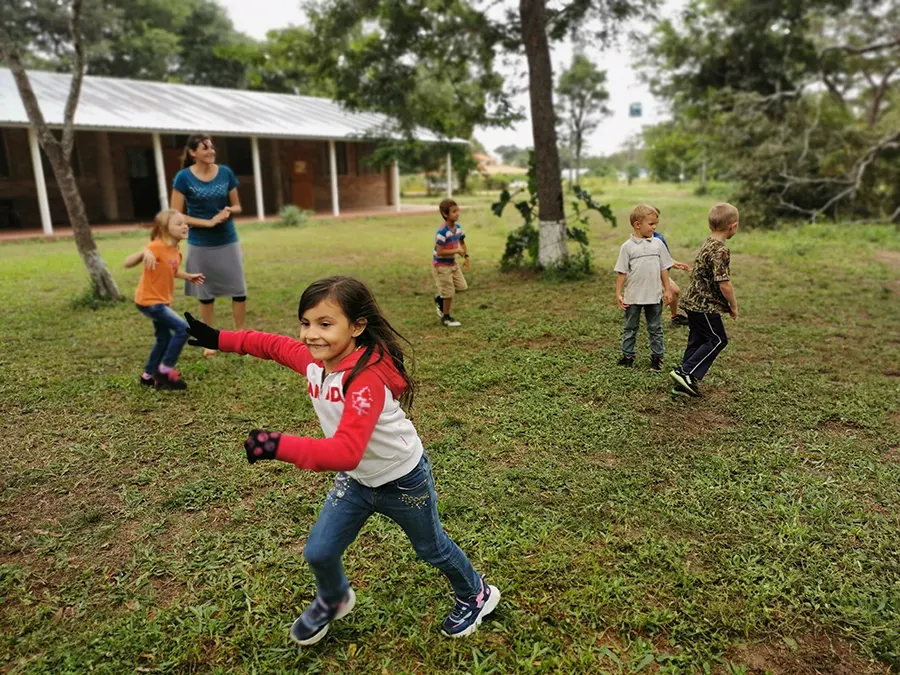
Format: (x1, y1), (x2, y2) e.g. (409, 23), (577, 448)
(442, 316), (462, 327)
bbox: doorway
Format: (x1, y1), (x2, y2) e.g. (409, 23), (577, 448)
(291, 157), (315, 210)
(126, 148), (159, 219)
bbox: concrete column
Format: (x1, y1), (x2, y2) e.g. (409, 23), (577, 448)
(251, 136), (264, 219)
(151, 132), (168, 210)
(446, 151), (453, 198)
(328, 140), (340, 216)
(391, 161), (401, 212)
(96, 131), (119, 221)
(28, 128), (52, 235)
(270, 138), (284, 211)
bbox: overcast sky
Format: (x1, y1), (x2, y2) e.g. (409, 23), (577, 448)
(217, 0), (681, 158)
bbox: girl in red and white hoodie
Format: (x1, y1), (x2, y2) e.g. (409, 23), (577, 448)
(184, 275), (499, 645)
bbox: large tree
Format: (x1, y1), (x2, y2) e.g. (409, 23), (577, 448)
(25, 0), (251, 88)
(643, 0), (900, 224)
(0, 0), (122, 299)
(556, 53), (610, 181)
(303, 0), (651, 267)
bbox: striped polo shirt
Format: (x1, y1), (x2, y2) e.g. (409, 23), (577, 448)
(433, 223), (465, 266)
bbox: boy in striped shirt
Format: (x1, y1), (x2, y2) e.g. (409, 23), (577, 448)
(432, 199), (470, 328)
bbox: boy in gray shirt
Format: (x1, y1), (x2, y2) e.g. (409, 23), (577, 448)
(614, 204), (673, 371)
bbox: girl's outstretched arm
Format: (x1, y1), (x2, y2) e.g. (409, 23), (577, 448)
(243, 370), (386, 472)
(184, 313), (313, 373)
(124, 249), (147, 268)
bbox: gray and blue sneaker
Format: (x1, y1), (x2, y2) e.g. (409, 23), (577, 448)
(289, 587), (356, 646)
(440, 576), (500, 638)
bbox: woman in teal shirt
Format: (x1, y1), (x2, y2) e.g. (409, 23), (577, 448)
(170, 134), (246, 357)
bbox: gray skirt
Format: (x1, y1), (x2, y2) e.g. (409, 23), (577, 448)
(184, 242), (247, 300)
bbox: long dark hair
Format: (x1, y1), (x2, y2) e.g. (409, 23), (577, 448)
(298, 276), (416, 410)
(181, 134), (213, 169)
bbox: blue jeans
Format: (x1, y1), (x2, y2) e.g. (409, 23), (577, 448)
(303, 453), (482, 604)
(621, 302), (664, 358)
(137, 303), (189, 374)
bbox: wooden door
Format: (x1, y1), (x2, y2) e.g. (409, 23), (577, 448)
(163, 148), (183, 191)
(291, 158), (314, 209)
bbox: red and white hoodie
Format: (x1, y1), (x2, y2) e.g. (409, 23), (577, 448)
(219, 330), (424, 487)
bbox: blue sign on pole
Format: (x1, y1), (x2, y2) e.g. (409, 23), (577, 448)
(629, 102), (642, 118)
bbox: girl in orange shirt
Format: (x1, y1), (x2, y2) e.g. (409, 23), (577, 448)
(125, 209), (204, 389)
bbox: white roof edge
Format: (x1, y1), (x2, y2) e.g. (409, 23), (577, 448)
(0, 69), (469, 145)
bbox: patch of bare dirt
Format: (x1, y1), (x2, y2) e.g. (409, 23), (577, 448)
(874, 250), (900, 265)
(820, 419), (866, 437)
(727, 632), (890, 675)
(589, 453), (618, 468)
(881, 447), (900, 464)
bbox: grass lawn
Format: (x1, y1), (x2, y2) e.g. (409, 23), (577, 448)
(1, 183), (898, 674)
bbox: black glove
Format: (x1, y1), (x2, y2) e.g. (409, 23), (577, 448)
(244, 429), (282, 464)
(184, 312), (220, 349)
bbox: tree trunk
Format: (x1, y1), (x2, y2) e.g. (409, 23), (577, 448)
(520, 0), (566, 268)
(46, 146), (123, 298)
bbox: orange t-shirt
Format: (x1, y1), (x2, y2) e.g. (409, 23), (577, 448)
(134, 239), (182, 307)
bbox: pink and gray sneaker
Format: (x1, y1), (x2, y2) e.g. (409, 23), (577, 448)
(290, 588), (357, 646)
(440, 575), (500, 638)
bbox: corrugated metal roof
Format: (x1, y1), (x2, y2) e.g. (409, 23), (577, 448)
(0, 69), (462, 143)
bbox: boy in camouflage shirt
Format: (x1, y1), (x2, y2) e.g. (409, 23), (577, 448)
(670, 203), (740, 397)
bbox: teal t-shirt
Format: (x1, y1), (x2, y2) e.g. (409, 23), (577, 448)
(173, 165), (240, 247)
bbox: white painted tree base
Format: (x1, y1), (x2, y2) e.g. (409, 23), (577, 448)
(538, 218), (568, 267)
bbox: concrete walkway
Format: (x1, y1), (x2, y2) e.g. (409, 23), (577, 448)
(0, 203), (436, 243)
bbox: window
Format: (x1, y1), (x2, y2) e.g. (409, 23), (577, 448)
(356, 143), (381, 176)
(320, 141), (349, 177)
(225, 137), (253, 175)
(0, 131), (9, 178)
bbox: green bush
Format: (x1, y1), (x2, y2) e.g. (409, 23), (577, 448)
(276, 205), (312, 228)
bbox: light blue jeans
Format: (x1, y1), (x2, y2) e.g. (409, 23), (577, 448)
(136, 303), (189, 374)
(303, 453), (482, 604)
(621, 302), (664, 358)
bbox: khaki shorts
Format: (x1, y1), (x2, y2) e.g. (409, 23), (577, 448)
(432, 264), (468, 298)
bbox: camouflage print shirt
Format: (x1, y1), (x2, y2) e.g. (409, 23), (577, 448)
(681, 237), (732, 314)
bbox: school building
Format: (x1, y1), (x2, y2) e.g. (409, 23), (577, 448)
(0, 68), (460, 235)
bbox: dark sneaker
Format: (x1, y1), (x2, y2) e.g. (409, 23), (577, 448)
(672, 382), (694, 397)
(442, 315), (462, 327)
(290, 588), (356, 646)
(154, 369), (187, 390)
(434, 295), (444, 318)
(671, 314), (689, 326)
(617, 355), (635, 367)
(650, 355), (664, 372)
(440, 576), (500, 638)
(139, 374), (155, 387)
(669, 367), (700, 397)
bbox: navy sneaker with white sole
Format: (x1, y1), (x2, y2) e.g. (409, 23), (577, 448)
(289, 587), (356, 646)
(440, 576), (500, 638)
